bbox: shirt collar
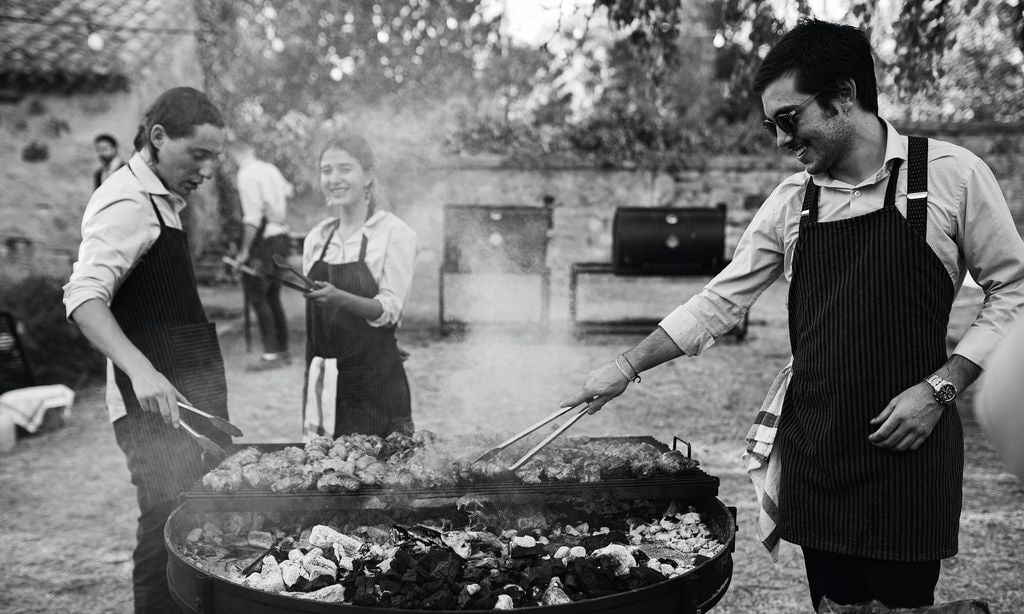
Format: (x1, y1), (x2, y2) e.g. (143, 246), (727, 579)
(128, 152), (186, 211)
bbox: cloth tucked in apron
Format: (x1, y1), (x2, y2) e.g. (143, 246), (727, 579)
(778, 137), (963, 562)
(303, 224), (412, 440)
(110, 198), (230, 510)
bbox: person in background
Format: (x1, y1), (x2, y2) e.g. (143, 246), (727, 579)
(562, 19), (1024, 611)
(93, 133), (125, 189)
(976, 311), (1024, 483)
(230, 141), (294, 371)
(65, 87), (229, 614)
(301, 132), (417, 439)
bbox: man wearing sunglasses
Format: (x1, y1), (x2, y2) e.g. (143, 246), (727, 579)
(562, 18), (1024, 611)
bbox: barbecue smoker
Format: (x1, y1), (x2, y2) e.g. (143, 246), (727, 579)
(165, 437), (737, 614)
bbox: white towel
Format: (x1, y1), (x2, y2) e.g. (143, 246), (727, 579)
(303, 357), (338, 442)
(0, 384), (75, 434)
(743, 360), (791, 561)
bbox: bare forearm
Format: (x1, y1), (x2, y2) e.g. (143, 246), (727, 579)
(933, 353), (983, 392)
(332, 291), (384, 321)
(70, 299), (155, 378)
(621, 327), (685, 375)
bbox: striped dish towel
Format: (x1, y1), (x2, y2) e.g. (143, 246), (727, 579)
(743, 359), (792, 561)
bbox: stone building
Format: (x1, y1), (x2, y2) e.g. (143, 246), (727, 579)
(0, 0), (220, 282)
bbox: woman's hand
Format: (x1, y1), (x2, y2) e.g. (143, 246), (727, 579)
(304, 280), (345, 309)
(559, 360), (631, 415)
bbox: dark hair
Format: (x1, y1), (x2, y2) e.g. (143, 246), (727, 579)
(752, 19), (879, 115)
(318, 132), (378, 217)
(94, 133), (118, 148)
(132, 87), (225, 162)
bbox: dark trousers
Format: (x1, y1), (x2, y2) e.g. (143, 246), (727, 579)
(802, 547), (940, 612)
(133, 499), (183, 614)
(244, 234), (290, 354)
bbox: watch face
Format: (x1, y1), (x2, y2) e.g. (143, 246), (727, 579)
(935, 383), (957, 404)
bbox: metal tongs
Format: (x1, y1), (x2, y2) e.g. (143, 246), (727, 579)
(176, 402), (243, 458)
(272, 254), (317, 290)
(178, 401), (244, 437)
(222, 256), (314, 293)
(473, 402), (591, 471)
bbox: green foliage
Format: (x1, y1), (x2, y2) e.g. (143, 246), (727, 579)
(0, 276), (104, 387)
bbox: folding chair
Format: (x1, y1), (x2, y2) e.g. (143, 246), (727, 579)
(0, 311), (35, 395)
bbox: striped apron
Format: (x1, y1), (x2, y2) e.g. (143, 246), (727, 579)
(778, 137), (963, 561)
(110, 197), (230, 510)
(303, 225), (412, 439)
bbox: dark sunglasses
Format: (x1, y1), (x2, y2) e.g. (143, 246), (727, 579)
(762, 91), (821, 136)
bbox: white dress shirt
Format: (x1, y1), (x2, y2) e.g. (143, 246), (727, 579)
(659, 119), (1024, 369)
(236, 157), (293, 238)
(63, 152), (187, 422)
(302, 210), (417, 328)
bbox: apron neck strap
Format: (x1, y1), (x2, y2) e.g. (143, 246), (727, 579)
(317, 219), (368, 263)
(126, 165), (168, 228)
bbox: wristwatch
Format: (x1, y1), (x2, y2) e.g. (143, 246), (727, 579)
(925, 374), (958, 404)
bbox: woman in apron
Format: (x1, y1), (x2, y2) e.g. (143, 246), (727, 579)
(302, 132), (417, 439)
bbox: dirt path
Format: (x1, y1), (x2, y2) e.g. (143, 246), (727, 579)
(1, 282), (1021, 613)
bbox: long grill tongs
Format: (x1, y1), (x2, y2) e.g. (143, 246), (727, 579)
(473, 402), (591, 470)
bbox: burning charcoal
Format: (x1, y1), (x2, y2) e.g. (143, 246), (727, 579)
(567, 546), (587, 560)
(580, 531), (628, 552)
(245, 555), (285, 592)
(301, 547), (338, 581)
(185, 528), (203, 543)
(511, 544), (546, 558)
(656, 450), (697, 475)
(591, 544), (637, 576)
(279, 559), (306, 588)
(553, 546), (570, 560)
(541, 576), (573, 605)
(568, 558), (619, 598)
(247, 531), (274, 549)
(502, 583), (527, 606)
(287, 583), (345, 602)
(316, 472), (361, 493)
(457, 583), (481, 608)
(515, 512), (549, 533)
(493, 594), (514, 609)
(624, 565), (666, 590)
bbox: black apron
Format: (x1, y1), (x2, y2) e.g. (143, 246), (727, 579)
(778, 137), (963, 561)
(303, 223), (412, 438)
(111, 195), (230, 510)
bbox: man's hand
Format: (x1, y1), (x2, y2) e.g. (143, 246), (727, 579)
(560, 360), (630, 415)
(868, 382), (945, 451)
(236, 248), (251, 267)
(127, 363), (187, 428)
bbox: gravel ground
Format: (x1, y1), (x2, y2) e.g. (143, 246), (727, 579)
(1, 280), (1021, 613)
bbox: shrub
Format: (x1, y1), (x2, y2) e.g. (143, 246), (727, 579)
(0, 275), (104, 388)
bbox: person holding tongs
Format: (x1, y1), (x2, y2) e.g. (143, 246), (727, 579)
(301, 132), (417, 439)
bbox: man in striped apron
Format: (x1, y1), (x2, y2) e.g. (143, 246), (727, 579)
(562, 19), (1024, 611)
(65, 87), (229, 614)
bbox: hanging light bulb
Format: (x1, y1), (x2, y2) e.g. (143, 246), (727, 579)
(87, 30), (104, 51)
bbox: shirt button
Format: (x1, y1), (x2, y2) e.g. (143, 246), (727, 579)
(853, 190), (861, 198)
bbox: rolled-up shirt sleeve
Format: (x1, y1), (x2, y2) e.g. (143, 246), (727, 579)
(62, 192), (161, 319)
(659, 193), (787, 355)
(368, 223), (417, 328)
(953, 157), (1024, 367)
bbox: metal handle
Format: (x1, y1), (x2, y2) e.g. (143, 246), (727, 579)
(672, 435), (692, 459)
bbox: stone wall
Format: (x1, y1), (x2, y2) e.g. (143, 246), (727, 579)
(0, 0), (214, 283)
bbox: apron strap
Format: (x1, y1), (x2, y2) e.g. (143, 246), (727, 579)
(906, 136), (929, 239)
(318, 218), (342, 262)
(358, 234), (369, 263)
(126, 165), (168, 228)
(800, 179), (820, 228)
(883, 159), (903, 210)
